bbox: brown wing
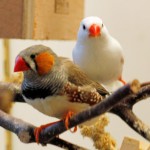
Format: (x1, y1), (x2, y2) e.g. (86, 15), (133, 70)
(59, 57), (109, 96)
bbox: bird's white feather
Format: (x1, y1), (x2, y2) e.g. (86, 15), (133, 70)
(73, 16), (124, 85)
(24, 95), (89, 119)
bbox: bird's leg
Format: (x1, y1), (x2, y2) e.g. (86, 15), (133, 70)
(118, 76), (126, 85)
(34, 120), (61, 143)
(34, 111), (77, 143)
(64, 111), (77, 133)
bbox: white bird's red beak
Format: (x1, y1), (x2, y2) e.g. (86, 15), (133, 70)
(89, 24), (100, 37)
(14, 56), (30, 72)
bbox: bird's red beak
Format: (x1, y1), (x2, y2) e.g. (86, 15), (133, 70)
(89, 24), (100, 37)
(14, 56), (30, 72)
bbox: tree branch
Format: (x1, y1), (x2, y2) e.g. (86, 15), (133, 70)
(1, 79), (150, 147)
(110, 82), (150, 141)
(29, 80), (140, 144)
(126, 84), (150, 105)
(111, 107), (150, 140)
(0, 109), (87, 149)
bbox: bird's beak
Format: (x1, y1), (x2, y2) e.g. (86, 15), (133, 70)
(89, 24), (100, 37)
(14, 56), (30, 72)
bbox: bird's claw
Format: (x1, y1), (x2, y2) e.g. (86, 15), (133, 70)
(64, 111), (77, 132)
(34, 121), (60, 144)
(118, 77), (126, 85)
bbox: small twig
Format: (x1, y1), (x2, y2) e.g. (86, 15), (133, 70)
(141, 82), (150, 87)
(127, 84), (150, 105)
(0, 82), (25, 103)
(111, 107), (150, 141)
(110, 83), (150, 141)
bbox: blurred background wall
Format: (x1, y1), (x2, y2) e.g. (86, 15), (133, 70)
(0, 0), (150, 149)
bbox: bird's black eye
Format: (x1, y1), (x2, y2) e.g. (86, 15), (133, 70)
(83, 24), (86, 30)
(30, 54), (35, 59)
(102, 23), (104, 28)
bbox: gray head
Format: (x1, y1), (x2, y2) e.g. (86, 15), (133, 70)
(14, 45), (67, 98)
(14, 44), (59, 76)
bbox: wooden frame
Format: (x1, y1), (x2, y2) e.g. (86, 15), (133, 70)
(0, 0), (84, 40)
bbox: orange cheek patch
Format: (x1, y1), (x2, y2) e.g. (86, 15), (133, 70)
(35, 52), (54, 75)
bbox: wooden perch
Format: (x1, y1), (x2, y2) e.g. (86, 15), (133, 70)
(1, 79), (149, 149)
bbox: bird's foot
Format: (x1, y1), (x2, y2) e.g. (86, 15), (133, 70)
(34, 121), (60, 143)
(64, 111), (77, 132)
(118, 77), (126, 85)
(34, 111), (77, 143)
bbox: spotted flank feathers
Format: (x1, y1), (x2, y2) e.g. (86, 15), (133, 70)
(63, 83), (102, 106)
